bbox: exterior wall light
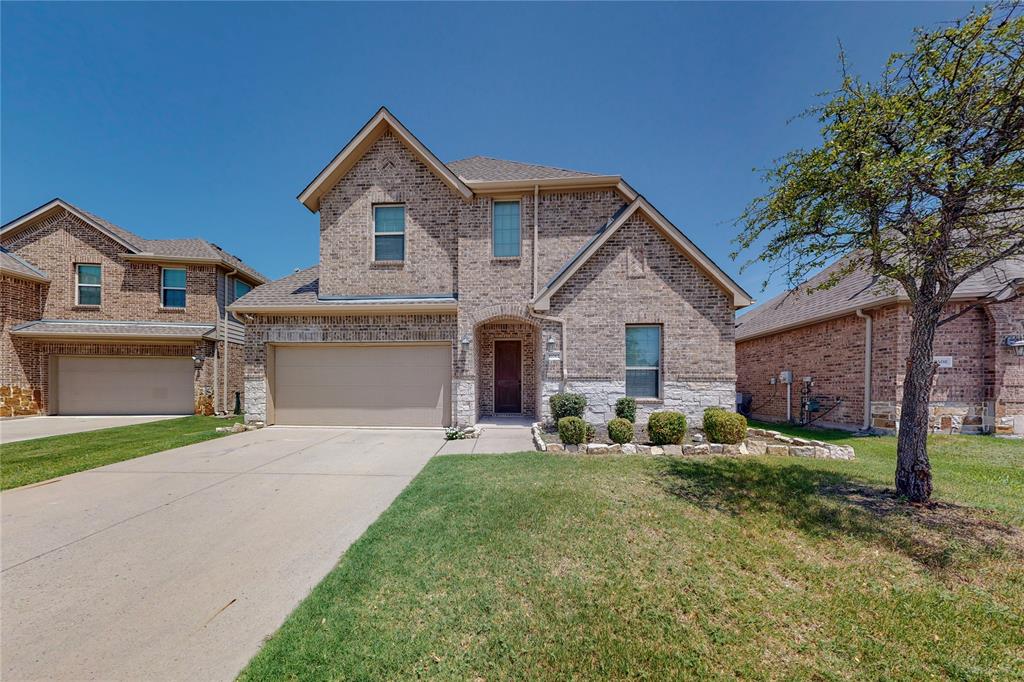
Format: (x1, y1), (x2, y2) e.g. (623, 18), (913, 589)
(460, 334), (472, 347)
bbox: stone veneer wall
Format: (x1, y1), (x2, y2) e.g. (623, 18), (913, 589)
(243, 313), (457, 423)
(1, 274), (45, 415)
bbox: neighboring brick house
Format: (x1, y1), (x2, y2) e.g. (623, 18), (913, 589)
(735, 257), (1024, 435)
(0, 199), (265, 417)
(231, 107), (752, 428)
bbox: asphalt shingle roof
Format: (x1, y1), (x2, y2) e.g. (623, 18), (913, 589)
(735, 255), (1024, 341)
(11, 320), (214, 339)
(0, 246), (49, 281)
(446, 156), (599, 183)
(58, 200), (267, 283)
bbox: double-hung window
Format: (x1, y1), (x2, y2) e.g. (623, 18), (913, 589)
(373, 205), (405, 262)
(233, 278), (252, 301)
(161, 268), (187, 308)
(76, 264), (101, 306)
(625, 325), (661, 398)
(492, 200), (521, 258)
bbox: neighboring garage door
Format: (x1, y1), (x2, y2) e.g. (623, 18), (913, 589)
(273, 344), (451, 427)
(56, 356), (194, 416)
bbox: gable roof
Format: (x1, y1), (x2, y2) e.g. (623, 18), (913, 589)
(298, 107), (474, 212)
(532, 196), (753, 310)
(1, 198), (266, 283)
(735, 254), (1024, 341)
(0, 246), (49, 283)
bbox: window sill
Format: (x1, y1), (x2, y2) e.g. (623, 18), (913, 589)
(158, 306), (187, 312)
(371, 260), (404, 267)
(491, 256), (522, 263)
(634, 397), (664, 404)
(71, 305), (101, 310)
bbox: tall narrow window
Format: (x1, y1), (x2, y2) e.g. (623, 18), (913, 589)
(233, 278), (252, 301)
(162, 268), (187, 308)
(76, 264), (101, 306)
(492, 200), (521, 257)
(373, 205), (405, 261)
(626, 325), (661, 398)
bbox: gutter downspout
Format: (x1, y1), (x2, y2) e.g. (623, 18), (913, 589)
(856, 308), (872, 430)
(532, 184), (539, 298)
(223, 268), (238, 414)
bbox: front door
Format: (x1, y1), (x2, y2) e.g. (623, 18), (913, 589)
(494, 340), (522, 413)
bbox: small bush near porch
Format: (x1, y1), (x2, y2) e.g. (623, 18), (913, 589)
(240, 429), (1023, 680)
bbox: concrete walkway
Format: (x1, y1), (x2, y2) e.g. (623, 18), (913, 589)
(438, 421), (536, 454)
(0, 415), (181, 444)
(1, 427), (443, 681)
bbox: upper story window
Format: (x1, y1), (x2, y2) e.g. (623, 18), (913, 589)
(161, 267), (187, 308)
(626, 325), (661, 398)
(233, 278), (252, 301)
(492, 200), (521, 258)
(373, 204), (405, 262)
(76, 264), (101, 306)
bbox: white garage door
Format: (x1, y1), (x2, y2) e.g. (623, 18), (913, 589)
(56, 356), (194, 416)
(272, 344), (451, 427)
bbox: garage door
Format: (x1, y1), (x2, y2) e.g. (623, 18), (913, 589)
(56, 356), (194, 416)
(273, 344), (451, 427)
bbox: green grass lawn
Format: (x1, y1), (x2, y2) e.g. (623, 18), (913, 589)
(240, 430), (1024, 681)
(0, 415), (240, 490)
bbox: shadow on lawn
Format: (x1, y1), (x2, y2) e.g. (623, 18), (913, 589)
(660, 458), (1022, 571)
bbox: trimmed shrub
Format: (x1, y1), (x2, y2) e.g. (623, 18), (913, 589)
(615, 396), (637, 423)
(703, 408), (747, 444)
(647, 411), (687, 445)
(585, 423), (596, 443)
(607, 417), (634, 444)
(558, 416), (587, 445)
(550, 393), (587, 421)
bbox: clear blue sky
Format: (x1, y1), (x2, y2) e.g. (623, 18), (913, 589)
(2, 1), (973, 301)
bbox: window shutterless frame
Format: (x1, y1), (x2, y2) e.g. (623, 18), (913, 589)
(233, 278), (252, 301)
(75, 263), (102, 306)
(492, 199), (521, 258)
(372, 204), (405, 262)
(625, 324), (661, 398)
(161, 267), (187, 308)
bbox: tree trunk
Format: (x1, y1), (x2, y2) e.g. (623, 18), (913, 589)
(895, 296), (944, 503)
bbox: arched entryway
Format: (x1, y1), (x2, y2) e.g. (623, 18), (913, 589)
(475, 316), (541, 419)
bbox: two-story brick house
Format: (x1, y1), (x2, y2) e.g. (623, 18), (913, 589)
(0, 199), (265, 416)
(231, 108), (751, 427)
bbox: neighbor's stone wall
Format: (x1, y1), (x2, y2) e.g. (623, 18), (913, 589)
(1, 274), (46, 416)
(737, 299), (1022, 435)
(242, 313), (457, 423)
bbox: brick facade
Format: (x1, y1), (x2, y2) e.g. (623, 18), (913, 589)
(736, 299), (1024, 435)
(1, 208), (248, 416)
(246, 130), (739, 427)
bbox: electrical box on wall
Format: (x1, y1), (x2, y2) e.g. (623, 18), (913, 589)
(779, 370), (793, 384)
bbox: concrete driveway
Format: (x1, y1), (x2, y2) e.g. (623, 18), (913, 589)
(1, 426), (444, 681)
(1, 415), (181, 444)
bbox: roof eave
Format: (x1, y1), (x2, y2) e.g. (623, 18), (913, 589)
(465, 176), (623, 194)
(10, 330), (209, 341)
(298, 107), (474, 213)
(228, 301), (459, 315)
(0, 199), (141, 253)
(0, 266), (50, 284)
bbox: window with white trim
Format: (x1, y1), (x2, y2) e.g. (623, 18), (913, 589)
(161, 267), (187, 308)
(76, 264), (101, 306)
(492, 200), (521, 257)
(373, 204), (405, 261)
(625, 325), (661, 398)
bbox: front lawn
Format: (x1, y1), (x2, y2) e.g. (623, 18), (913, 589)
(0, 415), (240, 490)
(240, 432), (1024, 680)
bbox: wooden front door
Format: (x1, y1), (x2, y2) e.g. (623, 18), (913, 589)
(494, 340), (522, 413)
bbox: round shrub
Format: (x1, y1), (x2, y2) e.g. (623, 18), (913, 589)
(647, 411), (687, 445)
(557, 416), (587, 445)
(615, 396), (637, 423)
(607, 417), (634, 444)
(550, 392), (587, 421)
(703, 408), (747, 444)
